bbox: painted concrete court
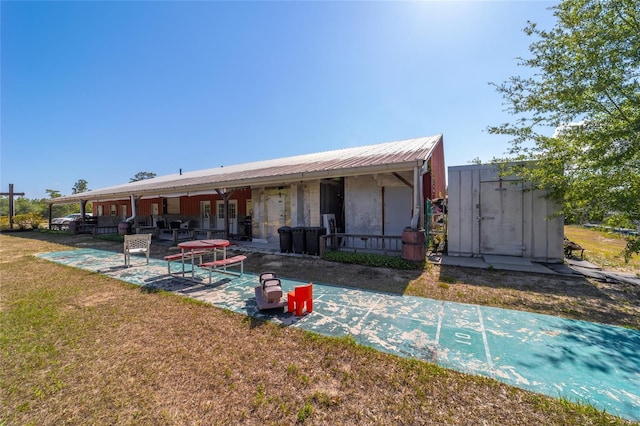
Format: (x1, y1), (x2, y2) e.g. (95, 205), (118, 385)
(37, 248), (639, 422)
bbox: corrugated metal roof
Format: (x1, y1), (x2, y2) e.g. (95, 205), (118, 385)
(51, 135), (443, 203)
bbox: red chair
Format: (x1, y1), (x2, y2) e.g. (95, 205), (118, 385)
(287, 283), (313, 316)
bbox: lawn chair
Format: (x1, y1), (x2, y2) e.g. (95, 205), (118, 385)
(124, 233), (152, 267)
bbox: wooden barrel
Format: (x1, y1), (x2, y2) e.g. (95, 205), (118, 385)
(402, 228), (426, 262)
(118, 221), (131, 235)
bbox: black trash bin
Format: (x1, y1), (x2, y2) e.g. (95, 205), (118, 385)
(305, 226), (327, 256)
(244, 216), (252, 240)
(278, 226), (293, 253)
(292, 226), (306, 254)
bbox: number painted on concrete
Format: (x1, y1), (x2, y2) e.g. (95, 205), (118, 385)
(455, 332), (471, 345)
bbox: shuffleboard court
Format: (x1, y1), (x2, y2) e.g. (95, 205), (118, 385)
(37, 248), (639, 421)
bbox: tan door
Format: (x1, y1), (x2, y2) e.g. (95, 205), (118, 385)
(479, 181), (523, 256)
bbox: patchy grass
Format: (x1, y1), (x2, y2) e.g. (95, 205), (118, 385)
(1, 232), (638, 425)
(564, 225), (640, 272)
(322, 250), (422, 270)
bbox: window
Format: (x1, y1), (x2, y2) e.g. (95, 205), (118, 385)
(110, 205), (117, 216)
(167, 197), (180, 214)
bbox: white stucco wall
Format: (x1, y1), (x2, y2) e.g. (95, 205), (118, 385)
(345, 175), (383, 235)
(291, 181), (321, 227)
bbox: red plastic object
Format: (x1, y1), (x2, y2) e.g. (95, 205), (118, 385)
(287, 283), (313, 316)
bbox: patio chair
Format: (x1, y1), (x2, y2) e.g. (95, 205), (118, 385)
(287, 283), (313, 316)
(124, 233), (152, 267)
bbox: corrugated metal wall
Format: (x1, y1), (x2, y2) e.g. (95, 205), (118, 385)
(447, 164), (563, 262)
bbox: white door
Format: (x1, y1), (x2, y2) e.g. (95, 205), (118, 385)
(266, 193), (287, 243)
(479, 181), (523, 256)
(384, 186), (412, 235)
(200, 201), (211, 228)
(119, 205), (127, 220)
(216, 200), (237, 234)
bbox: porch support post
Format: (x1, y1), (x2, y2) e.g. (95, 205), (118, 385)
(216, 188), (236, 238)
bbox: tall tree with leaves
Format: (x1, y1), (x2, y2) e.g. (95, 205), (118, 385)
(488, 0), (640, 259)
(72, 179), (89, 194)
(130, 171), (157, 182)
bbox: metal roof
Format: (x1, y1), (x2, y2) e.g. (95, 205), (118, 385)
(50, 135), (443, 203)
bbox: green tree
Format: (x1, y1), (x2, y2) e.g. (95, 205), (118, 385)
(130, 171), (157, 182)
(488, 0), (640, 259)
(72, 179), (89, 194)
(46, 189), (62, 198)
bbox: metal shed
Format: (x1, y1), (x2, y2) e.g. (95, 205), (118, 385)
(447, 164), (564, 263)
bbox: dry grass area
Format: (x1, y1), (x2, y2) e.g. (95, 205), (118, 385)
(564, 225), (640, 273)
(1, 231), (638, 425)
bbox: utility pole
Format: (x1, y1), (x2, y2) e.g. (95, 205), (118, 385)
(1, 184), (26, 229)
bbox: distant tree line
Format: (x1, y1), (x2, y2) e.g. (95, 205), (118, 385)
(1, 172), (155, 220)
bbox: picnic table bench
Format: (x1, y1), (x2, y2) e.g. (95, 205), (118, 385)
(164, 249), (210, 275)
(199, 255), (247, 283)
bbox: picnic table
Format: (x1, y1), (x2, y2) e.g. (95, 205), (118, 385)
(175, 239), (230, 280)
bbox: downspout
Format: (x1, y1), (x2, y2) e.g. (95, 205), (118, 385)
(125, 194), (137, 223)
(410, 166), (421, 228)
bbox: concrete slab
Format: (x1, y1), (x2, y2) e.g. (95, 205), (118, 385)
(483, 255), (535, 265)
(436, 255), (490, 269)
(566, 258), (602, 270)
(37, 248), (640, 422)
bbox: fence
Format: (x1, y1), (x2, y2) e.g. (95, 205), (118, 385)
(319, 233), (402, 257)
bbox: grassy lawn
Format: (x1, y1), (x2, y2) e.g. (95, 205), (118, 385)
(564, 225), (640, 273)
(1, 232), (637, 425)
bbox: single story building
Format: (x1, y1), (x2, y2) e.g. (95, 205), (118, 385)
(49, 135), (446, 253)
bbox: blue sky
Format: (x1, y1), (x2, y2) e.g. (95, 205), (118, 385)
(1, 1), (557, 199)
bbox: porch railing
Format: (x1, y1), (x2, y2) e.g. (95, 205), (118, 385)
(319, 233), (402, 257)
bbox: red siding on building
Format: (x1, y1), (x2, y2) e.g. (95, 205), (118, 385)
(423, 138), (446, 200)
(91, 188), (253, 218)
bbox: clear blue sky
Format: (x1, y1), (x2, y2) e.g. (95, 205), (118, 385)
(1, 1), (557, 199)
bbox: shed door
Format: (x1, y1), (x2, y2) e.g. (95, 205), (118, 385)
(479, 181), (523, 256)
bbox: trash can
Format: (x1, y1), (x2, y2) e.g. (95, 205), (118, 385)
(244, 216), (253, 240)
(67, 221), (78, 234)
(292, 226), (306, 254)
(278, 226), (293, 253)
(305, 226), (327, 256)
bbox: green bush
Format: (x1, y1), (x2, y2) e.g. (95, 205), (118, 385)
(322, 250), (422, 270)
(7, 213), (43, 230)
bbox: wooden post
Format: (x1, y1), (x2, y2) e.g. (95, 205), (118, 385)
(1, 184), (26, 229)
